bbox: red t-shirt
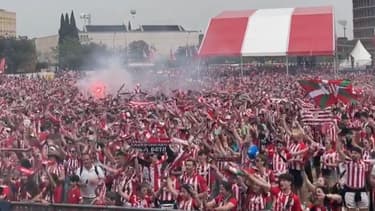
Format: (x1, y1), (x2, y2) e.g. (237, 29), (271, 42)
(309, 204), (327, 211)
(0, 185), (10, 200)
(53, 184), (63, 203)
(67, 186), (81, 204)
(214, 194), (237, 211)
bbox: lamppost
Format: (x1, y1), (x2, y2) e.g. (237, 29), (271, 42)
(338, 20), (347, 38)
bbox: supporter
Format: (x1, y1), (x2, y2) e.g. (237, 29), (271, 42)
(180, 159), (208, 199)
(66, 174), (82, 204)
(127, 183), (152, 208)
(0, 69), (374, 211)
(75, 153), (105, 204)
(204, 181), (237, 211)
(244, 170), (302, 211)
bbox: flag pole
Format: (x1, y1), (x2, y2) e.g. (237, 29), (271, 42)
(333, 55), (337, 79)
(240, 56), (244, 77)
(286, 56), (289, 75)
(197, 58), (201, 79)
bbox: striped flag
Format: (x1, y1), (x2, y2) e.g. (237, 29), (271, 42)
(298, 79), (358, 108)
(298, 99), (335, 126)
(128, 100), (155, 109)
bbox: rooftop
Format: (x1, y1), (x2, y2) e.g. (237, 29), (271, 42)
(140, 25), (185, 32)
(83, 24), (193, 33)
(85, 25), (127, 33)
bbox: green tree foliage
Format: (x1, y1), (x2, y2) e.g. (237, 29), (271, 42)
(58, 38), (82, 70)
(58, 14), (66, 45)
(0, 38), (37, 73)
(69, 11), (79, 41)
(57, 11), (123, 70)
(58, 11), (81, 70)
(128, 40), (150, 62)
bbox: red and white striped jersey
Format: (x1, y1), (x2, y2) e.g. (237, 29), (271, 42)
(320, 150), (338, 170)
(363, 150), (371, 161)
(150, 157), (166, 192)
(159, 176), (179, 201)
(177, 197), (199, 210)
(111, 172), (125, 193)
(64, 157), (79, 176)
(272, 149), (290, 176)
(232, 183), (241, 202)
(245, 192), (267, 211)
(287, 142), (307, 170)
(129, 194), (152, 208)
(197, 162), (211, 188)
(270, 187), (302, 211)
(118, 174), (138, 197)
(47, 163), (64, 177)
(345, 159), (366, 189)
(362, 150), (371, 172)
(252, 167), (275, 184)
(217, 161), (228, 171)
(180, 173), (208, 194)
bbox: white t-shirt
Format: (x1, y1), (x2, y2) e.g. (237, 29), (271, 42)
(76, 164), (105, 198)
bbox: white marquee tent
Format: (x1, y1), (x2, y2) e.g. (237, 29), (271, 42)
(350, 40), (372, 67)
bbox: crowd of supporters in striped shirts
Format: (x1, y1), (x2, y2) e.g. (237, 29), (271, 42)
(0, 69), (374, 211)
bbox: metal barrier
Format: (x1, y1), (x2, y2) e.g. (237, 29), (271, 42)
(10, 202), (172, 211)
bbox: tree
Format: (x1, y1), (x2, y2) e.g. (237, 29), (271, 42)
(65, 13), (70, 29)
(58, 11), (81, 70)
(70, 11), (79, 41)
(58, 37), (82, 70)
(0, 38), (37, 73)
(128, 40), (150, 62)
(58, 14), (66, 45)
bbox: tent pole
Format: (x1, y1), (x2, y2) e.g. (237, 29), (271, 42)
(197, 59), (201, 79)
(240, 56), (244, 77)
(286, 56), (289, 75)
(333, 55), (337, 79)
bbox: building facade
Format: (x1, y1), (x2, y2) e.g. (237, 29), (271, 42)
(352, 0), (375, 55)
(0, 9), (16, 37)
(337, 37), (356, 60)
(34, 35), (58, 64)
(35, 24), (200, 64)
(80, 24), (199, 56)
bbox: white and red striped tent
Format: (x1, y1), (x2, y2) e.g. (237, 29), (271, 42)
(198, 6), (335, 57)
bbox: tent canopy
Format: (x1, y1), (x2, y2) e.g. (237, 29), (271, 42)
(350, 40), (371, 67)
(199, 6), (335, 57)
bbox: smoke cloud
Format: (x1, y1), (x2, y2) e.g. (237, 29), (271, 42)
(76, 53), (203, 97)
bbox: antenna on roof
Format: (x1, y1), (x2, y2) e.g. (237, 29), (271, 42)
(80, 13), (91, 32)
(338, 20), (347, 38)
(130, 9), (137, 30)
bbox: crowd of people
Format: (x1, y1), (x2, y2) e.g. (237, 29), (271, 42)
(0, 67), (374, 211)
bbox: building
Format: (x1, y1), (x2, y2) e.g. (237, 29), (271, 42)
(34, 34), (58, 64)
(0, 9), (16, 37)
(79, 24), (199, 56)
(337, 37), (356, 60)
(35, 23), (200, 64)
(352, 0), (375, 55)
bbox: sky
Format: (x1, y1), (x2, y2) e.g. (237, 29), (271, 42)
(2, 0), (353, 38)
